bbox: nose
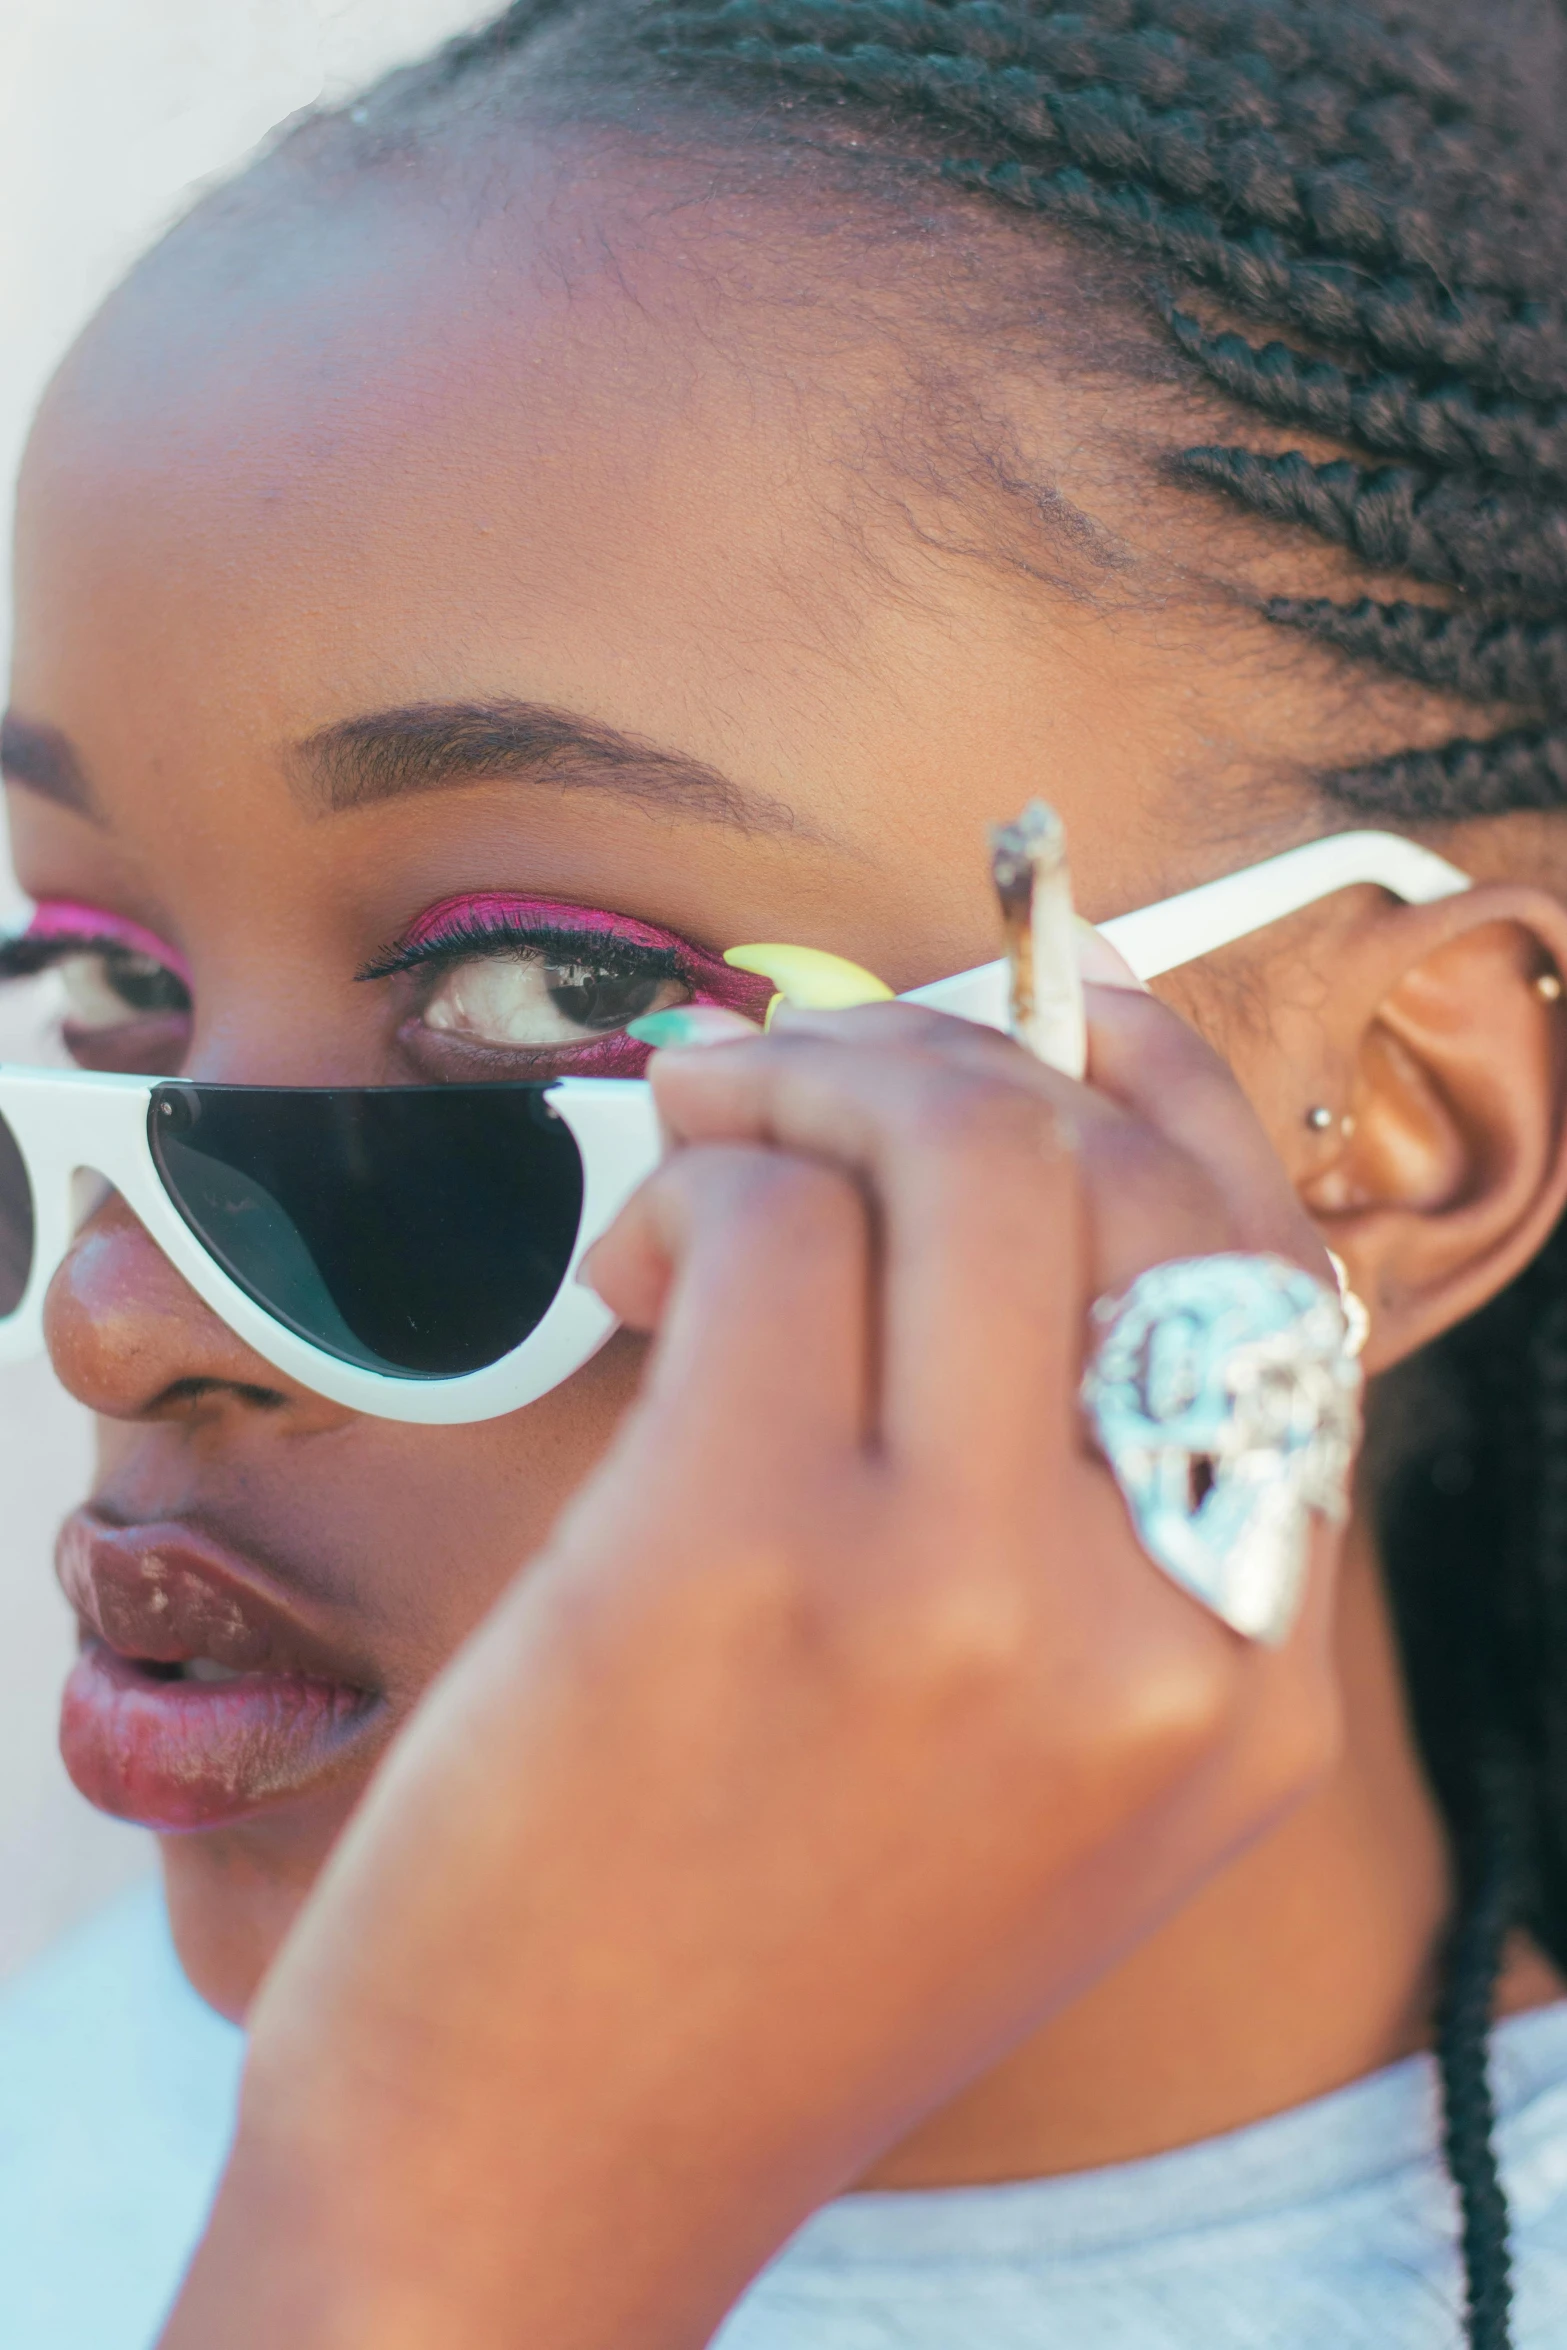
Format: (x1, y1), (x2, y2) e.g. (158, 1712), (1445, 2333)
(43, 1186), (352, 1431)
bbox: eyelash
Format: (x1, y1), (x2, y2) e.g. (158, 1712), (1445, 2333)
(0, 932), (192, 1002)
(357, 914), (683, 992)
(0, 904), (770, 1065)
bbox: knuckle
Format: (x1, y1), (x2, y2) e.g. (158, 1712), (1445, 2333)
(786, 1487), (1032, 1708)
(862, 1566), (1035, 1710)
(915, 1063), (1072, 1174)
(1067, 1614), (1343, 1831)
(1088, 1123), (1229, 1256)
(669, 1141), (854, 1242)
(1083, 1625), (1245, 1786)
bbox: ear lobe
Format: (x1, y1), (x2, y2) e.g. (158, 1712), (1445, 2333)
(1301, 897), (1567, 1376)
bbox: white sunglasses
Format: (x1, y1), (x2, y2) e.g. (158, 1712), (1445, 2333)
(0, 829), (1468, 1424)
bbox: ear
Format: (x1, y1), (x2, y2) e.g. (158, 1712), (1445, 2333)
(1236, 884), (1567, 1377)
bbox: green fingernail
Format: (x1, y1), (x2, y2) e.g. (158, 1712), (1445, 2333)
(627, 1008), (703, 1045)
(631, 1007), (763, 1049)
(629, 1005), (766, 1048)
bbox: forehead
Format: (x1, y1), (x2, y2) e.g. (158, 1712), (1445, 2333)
(13, 128), (1413, 955)
(15, 143), (875, 715)
(14, 131), (1155, 919)
(13, 134), (1206, 949)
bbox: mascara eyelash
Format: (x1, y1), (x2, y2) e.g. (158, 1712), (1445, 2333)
(0, 933), (190, 1002)
(358, 895), (776, 1024)
(0, 934), (77, 983)
(357, 917), (680, 989)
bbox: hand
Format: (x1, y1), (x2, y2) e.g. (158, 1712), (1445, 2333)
(163, 989), (1345, 2350)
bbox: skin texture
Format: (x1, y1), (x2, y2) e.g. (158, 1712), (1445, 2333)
(162, 985), (1355, 2350)
(8, 126), (1567, 2234)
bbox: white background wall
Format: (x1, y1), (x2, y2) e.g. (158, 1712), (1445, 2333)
(0, 0), (487, 1982)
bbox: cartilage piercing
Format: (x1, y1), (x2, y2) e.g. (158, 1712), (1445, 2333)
(1536, 970), (1562, 1002)
(1306, 1104), (1334, 1131)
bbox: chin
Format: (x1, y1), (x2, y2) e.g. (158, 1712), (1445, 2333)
(158, 1789), (359, 2022)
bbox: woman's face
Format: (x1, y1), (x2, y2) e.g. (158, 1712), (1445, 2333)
(2, 135), (1431, 2016)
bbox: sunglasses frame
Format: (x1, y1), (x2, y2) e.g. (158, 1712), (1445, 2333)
(0, 1072), (661, 1421)
(0, 828), (1470, 1424)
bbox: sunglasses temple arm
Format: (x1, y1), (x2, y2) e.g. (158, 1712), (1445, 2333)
(903, 829), (1473, 1027)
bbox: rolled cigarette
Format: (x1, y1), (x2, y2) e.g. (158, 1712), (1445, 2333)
(989, 800), (1087, 1077)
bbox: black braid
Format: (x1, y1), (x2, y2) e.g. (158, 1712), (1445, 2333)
(945, 156), (1567, 402)
(292, 6), (1567, 2341)
(1263, 601), (1567, 708)
(1175, 448), (1567, 608)
(1165, 312), (1567, 485)
(1436, 1761), (1519, 2350)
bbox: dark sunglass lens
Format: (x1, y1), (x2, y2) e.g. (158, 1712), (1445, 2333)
(0, 1109), (34, 1318)
(149, 1084), (585, 1379)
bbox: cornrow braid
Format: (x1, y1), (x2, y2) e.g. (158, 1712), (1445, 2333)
(1174, 447), (1567, 607)
(1263, 601), (1567, 707)
(1320, 724), (1567, 822)
(331, 6), (1567, 2342)
(1165, 312), (1567, 485)
(949, 159), (1567, 400)
(1437, 1760), (1521, 2350)
(662, 2), (1502, 279)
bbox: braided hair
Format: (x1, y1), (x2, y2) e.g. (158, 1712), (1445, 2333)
(308, 4), (1567, 2338)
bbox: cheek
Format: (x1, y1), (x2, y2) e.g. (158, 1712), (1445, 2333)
(321, 1331), (651, 1667)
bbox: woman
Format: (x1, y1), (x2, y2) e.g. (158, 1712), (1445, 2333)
(4, 1), (1567, 2343)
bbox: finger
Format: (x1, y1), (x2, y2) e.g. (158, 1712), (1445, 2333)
(773, 993), (1322, 1274)
(1080, 986), (1327, 1270)
(657, 1009), (1234, 1302)
(649, 1030), (1095, 1475)
(585, 1143), (871, 1469)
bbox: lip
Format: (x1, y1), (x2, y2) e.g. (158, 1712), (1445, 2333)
(56, 1511), (383, 1833)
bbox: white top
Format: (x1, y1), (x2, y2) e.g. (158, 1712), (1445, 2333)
(4, 1884), (1567, 2348)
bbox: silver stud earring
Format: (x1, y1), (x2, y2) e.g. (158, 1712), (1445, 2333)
(1537, 970), (1562, 1002)
(1306, 1105), (1334, 1131)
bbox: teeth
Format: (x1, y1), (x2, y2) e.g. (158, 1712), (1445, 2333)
(182, 1657), (245, 1685)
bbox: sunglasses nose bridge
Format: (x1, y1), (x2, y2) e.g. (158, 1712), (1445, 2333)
(69, 1165), (115, 1234)
(0, 1079), (188, 1349)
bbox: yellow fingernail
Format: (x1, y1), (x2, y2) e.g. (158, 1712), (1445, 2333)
(724, 943), (895, 1028)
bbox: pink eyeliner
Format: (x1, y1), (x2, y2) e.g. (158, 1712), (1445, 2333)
(25, 901), (192, 989)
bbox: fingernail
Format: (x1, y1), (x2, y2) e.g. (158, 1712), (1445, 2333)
(724, 942), (895, 1011)
(627, 1005), (764, 1049)
(1075, 917), (1148, 992)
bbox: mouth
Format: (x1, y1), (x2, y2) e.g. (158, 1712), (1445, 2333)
(56, 1511), (384, 1833)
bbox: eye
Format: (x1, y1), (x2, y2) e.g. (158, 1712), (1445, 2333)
(56, 948), (191, 1033)
(420, 944), (689, 1051)
(0, 924), (193, 1076)
(362, 897), (775, 1079)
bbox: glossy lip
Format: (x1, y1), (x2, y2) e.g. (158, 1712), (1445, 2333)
(56, 1511), (383, 1833)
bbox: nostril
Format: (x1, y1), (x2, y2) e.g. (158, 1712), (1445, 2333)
(156, 1375), (290, 1414)
(42, 1190), (354, 1432)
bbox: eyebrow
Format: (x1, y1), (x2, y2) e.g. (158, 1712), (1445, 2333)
(0, 715), (99, 819)
(290, 701), (817, 841)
